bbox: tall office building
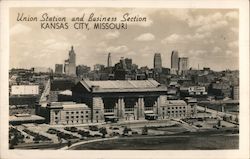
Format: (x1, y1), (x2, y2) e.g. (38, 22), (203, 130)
(171, 50), (179, 69)
(107, 53), (112, 67)
(178, 57), (189, 73)
(64, 60), (69, 74)
(125, 58), (132, 70)
(154, 53), (162, 73)
(55, 64), (63, 74)
(64, 46), (76, 76)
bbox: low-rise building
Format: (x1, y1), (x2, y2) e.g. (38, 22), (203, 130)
(180, 86), (207, 97)
(11, 85), (39, 95)
(232, 85), (239, 100)
(36, 102), (103, 125)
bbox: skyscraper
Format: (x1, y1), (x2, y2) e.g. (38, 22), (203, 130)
(153, 53), (162, 73)
(171, 50), (179, 69)
(107, 53), (112, 67)
(55, 64), (63, 74)
(178, 57), (189, 74)
(64, 46), (76, 76)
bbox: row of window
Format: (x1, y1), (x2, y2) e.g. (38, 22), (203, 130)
(162, 106), (186, 110)
(65, 111), (89, 115)
(162, 110), (186, 113)
(65, 119), (99, 124)
(66, 120), (89, 124)
(66, 115), (89, 119)
(65, 110), (99, 115)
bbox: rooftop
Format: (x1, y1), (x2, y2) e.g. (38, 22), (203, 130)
(168, 100), (187, 105)
(79, 79), (167, 93)
(9, 114), (45, 122)
(85, 79), (160, 89)
(49, 102), (89, 109)
(59, 90), (72, 96)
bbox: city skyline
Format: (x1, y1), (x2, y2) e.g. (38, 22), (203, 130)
(10, 8), (239, 71)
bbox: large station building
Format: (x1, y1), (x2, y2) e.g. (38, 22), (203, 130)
(71, 79), (197, 123)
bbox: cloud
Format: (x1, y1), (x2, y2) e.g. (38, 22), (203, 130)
(161, 34), (182, 44)
(196, 20), (228, 32)
(188, 49), (207, 56)
(10, 23), (32, 36)
(135, 33), (155, 41)
(212, 46), (222, 53)
(167, 9), (191, 23)
(189, 32), (211, 40)
(75, 32), (87, 40)
(105, 31), (120, 39)
(95, 42), (107, 53)
(230, 27), (238, 33)
(225, 50), (233, 55)
(107, 45), (129, 53)
(225, 11), (239, 20)
(46, 42), (71, 50)
(43, 39), (56, 45)
(161, 32), (210, 44)
(168, 10), (234, 33)
(228, 41), (238, 48)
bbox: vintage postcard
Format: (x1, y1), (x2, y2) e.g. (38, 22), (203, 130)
(0, 0), (249, 159)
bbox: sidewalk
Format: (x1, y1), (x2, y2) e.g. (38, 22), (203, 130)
(60, 136), (119, 150)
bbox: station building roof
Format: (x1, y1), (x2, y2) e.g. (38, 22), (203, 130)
(77, 79), (167, 93)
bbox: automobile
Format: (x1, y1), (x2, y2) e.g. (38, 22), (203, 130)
(89, 126), (99, 131)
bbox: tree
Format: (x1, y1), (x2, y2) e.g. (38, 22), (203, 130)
(235, 117), (239, 123)
(123, 126), (129, 136)
(99, 127), (107, 138)
(67, 140), (72, 147)
(142, 126), (148, 135)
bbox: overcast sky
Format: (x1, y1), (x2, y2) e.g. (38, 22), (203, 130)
(10, 8), (239, 71)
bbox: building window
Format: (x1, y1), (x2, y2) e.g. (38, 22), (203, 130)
(176, 107), (178, 109)
(162, 107), (165, 111)
(76, 116), (79, 118)
(96, 111), (99, 114)
(55, 117), (58, 120)
(86, 111), (88, 114)
(81, 111), (84, 114)
(66, 116), (69, 119)
(71, 112), (74, 114)
(76, 111), (79, 114)
(86, 115), (88, 118)
(81, 116), (83, 118)
(71, 116), (74, 118)
(66, 112), (69, 114)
